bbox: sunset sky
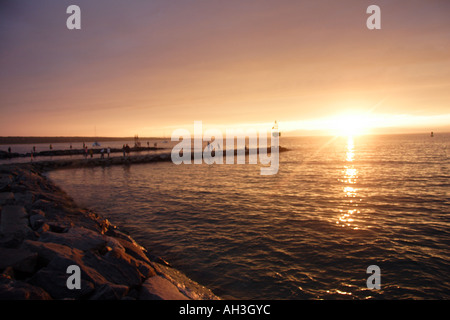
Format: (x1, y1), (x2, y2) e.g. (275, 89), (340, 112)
(1, 0), (449, 137)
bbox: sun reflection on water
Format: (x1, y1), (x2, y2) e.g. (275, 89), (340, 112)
(337, 136), (362, 229)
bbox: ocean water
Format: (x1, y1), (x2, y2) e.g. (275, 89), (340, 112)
(47, 134), (450, 299)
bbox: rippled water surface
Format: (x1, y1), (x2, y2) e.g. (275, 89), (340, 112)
(48, 134), (450, 299)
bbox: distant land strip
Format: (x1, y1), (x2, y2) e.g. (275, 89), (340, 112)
(0, 137), (162, 145)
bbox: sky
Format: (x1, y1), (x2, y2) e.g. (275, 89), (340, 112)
(1, 0), (450, 137)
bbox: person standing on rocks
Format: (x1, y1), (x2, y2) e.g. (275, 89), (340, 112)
(107, 147), (111, 158)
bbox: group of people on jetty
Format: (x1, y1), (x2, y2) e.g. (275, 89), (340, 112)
(83, 144), (132, 159)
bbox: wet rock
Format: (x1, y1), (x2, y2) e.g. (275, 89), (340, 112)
(139, 275), (189, 300)
(110, 235), (152, 265)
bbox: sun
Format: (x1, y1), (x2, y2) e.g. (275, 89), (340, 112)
(328, 113), (375, 136)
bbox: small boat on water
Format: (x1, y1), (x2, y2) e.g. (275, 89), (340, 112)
(92, 141), (101, 147)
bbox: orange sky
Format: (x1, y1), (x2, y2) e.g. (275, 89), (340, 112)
(1, 0), (449, 137)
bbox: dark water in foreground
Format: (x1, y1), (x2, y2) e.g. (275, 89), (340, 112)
(48, 134), (450, 299)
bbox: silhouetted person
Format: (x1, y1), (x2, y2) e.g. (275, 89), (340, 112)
(8, 147), (11, 154)
(107, 147), (110, 158)
(49, 144), (53, 150)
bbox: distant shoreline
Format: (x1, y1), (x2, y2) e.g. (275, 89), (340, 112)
(0, 137), (164, 145)
(1, 131), (448, 145)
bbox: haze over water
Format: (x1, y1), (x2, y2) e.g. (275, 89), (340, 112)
(48, 133), (450, 299)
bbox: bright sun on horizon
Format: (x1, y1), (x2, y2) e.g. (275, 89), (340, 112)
(327, 113), (377, 137)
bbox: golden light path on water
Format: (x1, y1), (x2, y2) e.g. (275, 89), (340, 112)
(337, 136), (362, 229)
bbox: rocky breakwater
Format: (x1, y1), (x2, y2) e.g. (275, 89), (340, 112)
(0, 165), (219, 300)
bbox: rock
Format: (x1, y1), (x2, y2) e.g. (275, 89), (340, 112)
(139, 275), (189, 300)
(0, 192), (14, 205)
(24, 242), (105, 298)
(31, 199), (54, 210)
(0, 205), (32, 239)
(0, 276), (52, 300)
(0, 175), (13, 192)
(82, 248), (152, 287)
(38, 227), (107, 252)
(22, 240), (81, 265)
(0, 247), (37, 274)
(47, 222), (71, 233)
(29, 263), (95, 299)
(22, 239), (146, 292)
(154, 263), (220, 300)
(13, 192), (35, 209)
(110, 235), (151, 265)
(29, 213), (46, 230)
(29, 209), (45, 216)
(89, 283), (129, 300)
(37, 223), (50, 234)
(0, 235), (23, 248)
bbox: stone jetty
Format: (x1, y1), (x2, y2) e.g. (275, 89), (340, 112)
(0, 164), (219, 300)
